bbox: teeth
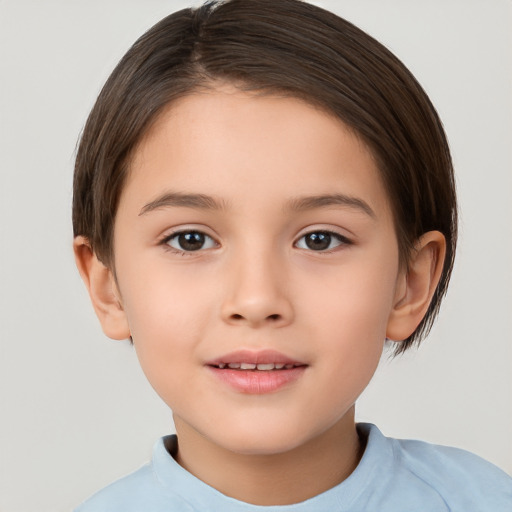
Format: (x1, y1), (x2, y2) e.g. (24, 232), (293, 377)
(256, 363), (275, 371)
(218, 362), (298, 370)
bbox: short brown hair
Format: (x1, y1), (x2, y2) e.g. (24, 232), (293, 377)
(73, 0), (457, 352)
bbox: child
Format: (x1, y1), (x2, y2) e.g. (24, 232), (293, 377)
(72, 0), (512, 509)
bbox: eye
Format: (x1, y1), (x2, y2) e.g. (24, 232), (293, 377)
(295, 231), (350, 251)
(163, 231), (217, 252)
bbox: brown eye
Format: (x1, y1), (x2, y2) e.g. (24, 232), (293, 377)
(296, 231), (350, 251)
(305, 232), (331, 250)
(165, 231), (216, 252)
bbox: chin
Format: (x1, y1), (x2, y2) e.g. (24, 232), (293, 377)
(207, 420), (325, 457)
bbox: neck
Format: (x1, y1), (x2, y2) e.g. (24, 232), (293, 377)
(173, 408), (363, 506)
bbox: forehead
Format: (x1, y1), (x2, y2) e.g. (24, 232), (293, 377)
(122, 86), (392, 221)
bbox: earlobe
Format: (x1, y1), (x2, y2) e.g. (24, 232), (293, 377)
(73, 236), (131, 340)
(386, 231), (446, 341)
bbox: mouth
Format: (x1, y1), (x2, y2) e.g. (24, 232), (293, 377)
(205, 350), (308, 394)
(210, 362), (304, 371)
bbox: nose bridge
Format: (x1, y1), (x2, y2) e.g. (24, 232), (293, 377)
(221, 239), (293, 327)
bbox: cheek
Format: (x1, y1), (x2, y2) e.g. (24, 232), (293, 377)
(125, 291), (203, 407)
(300, 252), (398, 376)
(303, 256), (398, 337)
(119, 256), (215, 335)
(117, 267), (210, 379)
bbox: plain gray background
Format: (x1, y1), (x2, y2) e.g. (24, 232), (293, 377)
(1, 1), (511, 510)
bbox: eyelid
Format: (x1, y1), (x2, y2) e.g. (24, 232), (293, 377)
(294, 227), (353, 251)
(295, 225), (354, 242)
(158, 225), (220, 253)
(158, 224), (218, 241)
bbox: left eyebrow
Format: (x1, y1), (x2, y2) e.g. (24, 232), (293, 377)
(286, 193), (376, 219)
(139, 191), (227, 216)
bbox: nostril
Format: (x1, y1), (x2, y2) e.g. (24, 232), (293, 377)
(229, 313), (281, 322)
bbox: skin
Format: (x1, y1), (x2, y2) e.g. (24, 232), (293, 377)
(75, 85), (446, 505)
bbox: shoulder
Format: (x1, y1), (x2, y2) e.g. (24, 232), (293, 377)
(74, 464), (155, 512)
(395, 435), (511, 487)
(73, 464), (188, 512)
(366, 424), (512, 510)
(74, 437), (194, 512)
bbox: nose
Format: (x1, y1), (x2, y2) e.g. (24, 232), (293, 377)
(220, 248), (294, 328)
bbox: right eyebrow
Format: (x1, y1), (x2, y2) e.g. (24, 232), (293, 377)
(139, 191), (227, 216)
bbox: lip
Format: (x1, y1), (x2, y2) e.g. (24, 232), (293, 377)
(206, 349), (304, 366)
(205, 349), (308, 394)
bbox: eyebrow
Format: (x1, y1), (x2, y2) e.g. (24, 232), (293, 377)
(139, 191), (375, 219)
(287, 194), (376, 218)
(139, 192), (227, 216)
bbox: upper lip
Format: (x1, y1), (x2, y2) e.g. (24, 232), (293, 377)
(205, 349), (306, 367)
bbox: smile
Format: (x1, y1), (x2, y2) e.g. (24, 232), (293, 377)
(206, 350), (308, 394)
(212, 362), (303, 370)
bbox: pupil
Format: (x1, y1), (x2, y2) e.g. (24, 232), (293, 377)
(179, 232), (204, 251)
(305, 232), (330, 250)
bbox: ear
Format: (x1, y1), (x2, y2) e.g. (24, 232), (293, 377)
(386, 231), (446, 342)
(73, 236), (131, 340)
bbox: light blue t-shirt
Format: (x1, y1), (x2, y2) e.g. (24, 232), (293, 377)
(75, 423), (512, 511)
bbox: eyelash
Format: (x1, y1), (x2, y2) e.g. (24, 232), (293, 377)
(160, 230), (218, 255)
(295, 230), (352, 252)
(159, 229), (352, 255)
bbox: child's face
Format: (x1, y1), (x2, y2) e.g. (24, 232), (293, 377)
(112, 85), (404, 455)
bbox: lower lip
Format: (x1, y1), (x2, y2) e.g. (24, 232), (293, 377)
(207, 366), (306, 394)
